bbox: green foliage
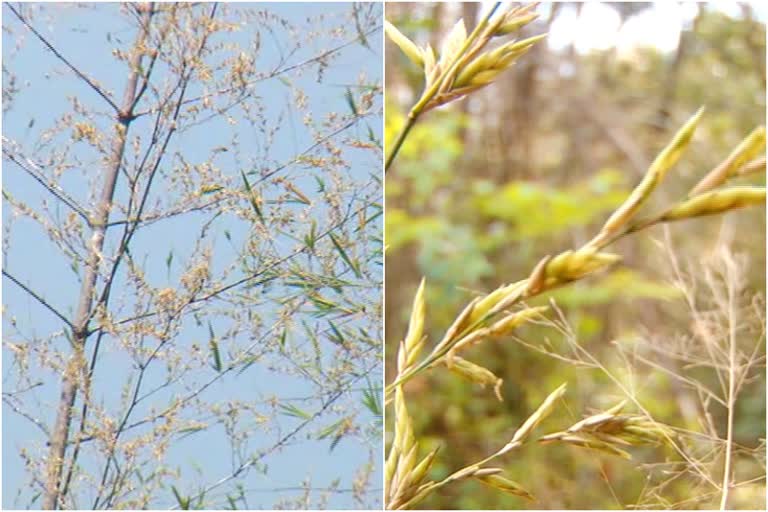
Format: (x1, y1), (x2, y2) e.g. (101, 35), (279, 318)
(472, 168), (627, 239)
(385, 105), (467, 205)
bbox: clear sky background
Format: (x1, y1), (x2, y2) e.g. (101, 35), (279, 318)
(2, 3), (382, 509)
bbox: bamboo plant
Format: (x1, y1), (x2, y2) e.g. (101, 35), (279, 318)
(385, 3), (766, 509)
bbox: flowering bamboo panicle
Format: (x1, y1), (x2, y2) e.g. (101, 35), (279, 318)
(387, 5), (765, 506)
(508, 383), (568, 446)
(475, 473), (534, 500)
(689, 126), (766, 196)
(589, 108), (705, 248)
(658, 186), (766, 222)
(385, 3), (546, 171)
(447, 356), (504, 401)
(386, 280), (432, 509)
(539, 402), (676, 460)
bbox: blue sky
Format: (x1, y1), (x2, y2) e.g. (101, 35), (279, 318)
(2, 3), (382, 509)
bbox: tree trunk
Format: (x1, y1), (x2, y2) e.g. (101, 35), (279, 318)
(43, 5), (153, 508)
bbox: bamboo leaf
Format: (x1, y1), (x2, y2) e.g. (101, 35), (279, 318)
(367, 124), (382, 149)
(329, 233), (362, 278)
(200, 184), (223, 194)
(171, 486), (190, 510)
(329, 432), (344, 452)
(240, 170), (265, 224)
(208, 321), (222, 372)
(165, 250), (173, 279)
(344, 87), (358, 116)
(317, 419), (345, 439)
(278, 402), (313, 420)
(362, 378), (382, 419)
(327, 320), (346, 347)
(352, 3), (370, 50)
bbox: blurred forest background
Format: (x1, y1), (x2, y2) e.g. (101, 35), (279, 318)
(385, 2), (766, 509)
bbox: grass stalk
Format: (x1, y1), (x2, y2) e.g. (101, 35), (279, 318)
(719, 254), (738, 510)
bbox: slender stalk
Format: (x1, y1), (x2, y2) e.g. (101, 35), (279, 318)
(719, 256), (738, 510)
(42, 6), (153, 509)
(385, 116), (416, 172)
(2, 270), (74, 329)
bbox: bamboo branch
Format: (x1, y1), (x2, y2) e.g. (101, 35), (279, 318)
(42, 5), (154, 508)
(2, 270), (74, 329)
(6, 3), (121, 114)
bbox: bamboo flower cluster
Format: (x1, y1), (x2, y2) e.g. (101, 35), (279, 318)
(385, 3), (546, 170)
(386, 105), (765, 508)
(539, 401), (677, 460)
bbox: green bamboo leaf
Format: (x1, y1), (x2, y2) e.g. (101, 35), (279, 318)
(171, 486), (190, 510)
(344, 87), (358, 116)
(165, 250), (173, 279)
(329, 432), (344, 452)
(240, 170), (265, 224)
(304, 219), (318, 252)
(362, 379), (382, 419)
(317, 418), (349, 452)
(236, 354), (260, 375)
(329, 233), (362, 278)
(208, 321), (222, 372)
(177, 425), (207, 434)
(352, 4), (370, 50)
(317, 419), (345, 439)
(279, 402), (312, 420)
(366, 124), (382, 149)
(200, 184), (223, 194)
(194, 490), (206, 509)
(327, 320), (346, 346)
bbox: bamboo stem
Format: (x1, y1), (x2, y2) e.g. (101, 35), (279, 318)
(42, 6), (153, 508)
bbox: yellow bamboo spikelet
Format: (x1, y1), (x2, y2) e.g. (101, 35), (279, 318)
(384, 20), (424, 68)
(443, 306), (547, 363)
(495, 10), (539, 35)
(437, 297), (479, 348)
(488, 306), (549, 336)
(539, 402), (676, 460)
(447, 356), (504, 401)
(735, 155), (766, 177)
(468, 280), (527, 325)
(590, 107), (705, 248)
(385, 4), (546, 115)
(544, 247), (622, 284)
(657, 186), (766, 223)
(402, 278), (426, 371)
(385, 384), (415, 504)
(689, 126), (766, 196)
(539, 433), (633, 459)
(405, 446), (439, 493)
(475, 474), (534, 500)
(453, 34), (547, 90)
(386, 279), (428, 508)
(507, 383), (567, 447)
